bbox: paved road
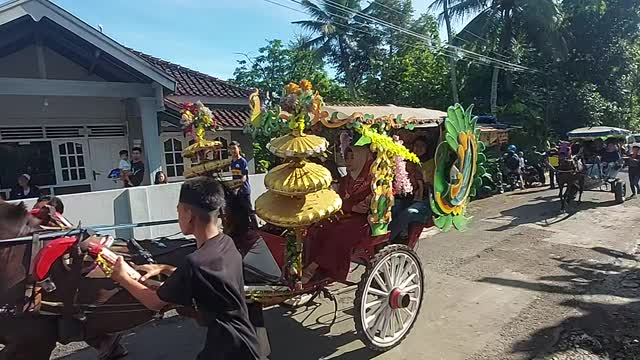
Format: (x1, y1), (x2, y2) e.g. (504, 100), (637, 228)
(52, 183), (640, 360)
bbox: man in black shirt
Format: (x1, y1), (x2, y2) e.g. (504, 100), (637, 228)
(111, 177), (260, 360)
(127, 147), (145, 187)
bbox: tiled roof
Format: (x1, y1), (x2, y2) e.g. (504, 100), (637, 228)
(164, 99), (248, 129)
(130, 50), (251, 99)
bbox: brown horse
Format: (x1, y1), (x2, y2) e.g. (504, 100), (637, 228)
(556, 157), (586, 212)
(0, 201), (196, 359)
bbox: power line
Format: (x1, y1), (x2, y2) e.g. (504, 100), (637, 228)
(367, 0), (515, 62)
(315, 0), (538, 72)
(262, 0), (530, 72)
(288, 0), (512, 70)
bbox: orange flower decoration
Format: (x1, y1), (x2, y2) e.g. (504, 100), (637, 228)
(286, 82), (301, 95)
(299, 79), (312, 91)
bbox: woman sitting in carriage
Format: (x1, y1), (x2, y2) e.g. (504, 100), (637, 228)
(302, 145), (374, 283)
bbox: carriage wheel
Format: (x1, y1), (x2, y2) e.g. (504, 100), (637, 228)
(354, 244), (424, 352)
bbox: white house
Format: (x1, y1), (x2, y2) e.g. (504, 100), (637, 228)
(0, 0), (254, 199)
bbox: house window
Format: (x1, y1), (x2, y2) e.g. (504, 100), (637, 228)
(163, 138), (185, 178)
(214, 137), (229, 160)
(58, 141), (87, 182)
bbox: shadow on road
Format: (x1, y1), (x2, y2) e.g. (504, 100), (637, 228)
(477, 248), (640, 358)
(486, 197), (618, 232)
(266, 304), (377, 360)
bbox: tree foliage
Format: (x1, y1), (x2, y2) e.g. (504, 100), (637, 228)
(232, 0), (640, 150)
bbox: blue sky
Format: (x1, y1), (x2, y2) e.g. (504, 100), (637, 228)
(42, 0), (463, 80)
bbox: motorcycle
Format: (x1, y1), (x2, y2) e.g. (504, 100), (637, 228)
(500, 158), (523, 191)
(522, 161), (546, 187)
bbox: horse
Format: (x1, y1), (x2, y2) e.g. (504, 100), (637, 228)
(0, 201), (196, 360)
(556, 156), (586, 212)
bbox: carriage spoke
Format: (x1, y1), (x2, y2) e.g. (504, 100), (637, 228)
(373, 272), (388, 292)
(394, 309), (403, 333)
(380, 307), (391, 339)
(393, 255), (406, 287)
(399, 273), (417, 290)
(365, 298), (383, 310)
(366, 300), (388, 327)
(389, 257), (397, 288)
(371, 304), (387, 332)
(400, 307), (413, 322)
(383, 262), (393, 289)
(367, 287), (388, 297)
(389, 309), (397, 336)
(404, 284), (420, 293)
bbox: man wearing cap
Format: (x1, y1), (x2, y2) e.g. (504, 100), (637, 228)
(10, 174), (41, 200)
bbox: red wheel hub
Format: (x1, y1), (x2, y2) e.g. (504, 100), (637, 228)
(389, 288), (410, 309)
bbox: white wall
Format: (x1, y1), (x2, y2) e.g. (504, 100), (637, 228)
(15, 174), (267, 239)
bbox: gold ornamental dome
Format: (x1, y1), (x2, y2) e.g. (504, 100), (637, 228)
(182, 139), (222, 158)
(184, 158), (232, 178)
(255, 189), (342, 228)
(267, 132), (328, 159)
(264, 161), (332, 196)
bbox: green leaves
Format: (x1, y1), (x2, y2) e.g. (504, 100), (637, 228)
(354, 135), (372, 146)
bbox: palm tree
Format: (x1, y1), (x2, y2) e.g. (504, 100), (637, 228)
(294, 0), (364, 98)
(445, 0), (565, 114)
(429, 0), (460, 104)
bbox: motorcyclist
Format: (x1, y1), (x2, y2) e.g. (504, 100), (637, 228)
(533, 143), (557, 188)
(502, 145), (525, 190)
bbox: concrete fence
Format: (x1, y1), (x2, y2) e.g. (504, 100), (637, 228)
(12, 174), (267, 240)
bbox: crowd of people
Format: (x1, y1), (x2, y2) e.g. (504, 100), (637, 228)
(498, 138), (640, 198)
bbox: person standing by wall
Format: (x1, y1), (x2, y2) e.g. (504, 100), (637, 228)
(154, 171), (168, 185)
(127, 147), (145, 187)
(10, 174), (41, 200)
(229, 141), (258, 228)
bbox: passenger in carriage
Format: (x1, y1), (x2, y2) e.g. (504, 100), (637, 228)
(389, 137), (433, 242)
(303, 145), (374, 283)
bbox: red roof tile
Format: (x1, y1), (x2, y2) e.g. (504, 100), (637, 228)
(130, 50), (251, 99)
(163, 99), (248, 129)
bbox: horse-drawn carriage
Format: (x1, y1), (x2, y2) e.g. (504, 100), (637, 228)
(0, 81), (484, 358)
(558, 126), (630, 210)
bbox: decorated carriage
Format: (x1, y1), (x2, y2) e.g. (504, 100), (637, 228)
(566, 126), (630, 204)
(235, 80), (486, 350)
(0, 80), (484, 357)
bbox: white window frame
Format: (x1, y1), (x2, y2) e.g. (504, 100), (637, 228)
(160, 135), (188, 181)
(52, 139), (92, 186)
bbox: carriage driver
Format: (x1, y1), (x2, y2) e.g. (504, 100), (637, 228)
(111, 177), (261, 360)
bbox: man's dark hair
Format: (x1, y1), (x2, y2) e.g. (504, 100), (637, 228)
(633, 145), (640, 150)
(229, 141), (240, 148)
(119, 149), (129, 156)
(131, 146), (142, 153)
(37, 195), (64, 214)
(179, 177), (225, 222)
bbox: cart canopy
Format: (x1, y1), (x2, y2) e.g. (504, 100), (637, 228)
(567, 126), (630, 141)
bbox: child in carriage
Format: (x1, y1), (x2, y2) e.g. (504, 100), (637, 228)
(389, 137), (433, 243)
